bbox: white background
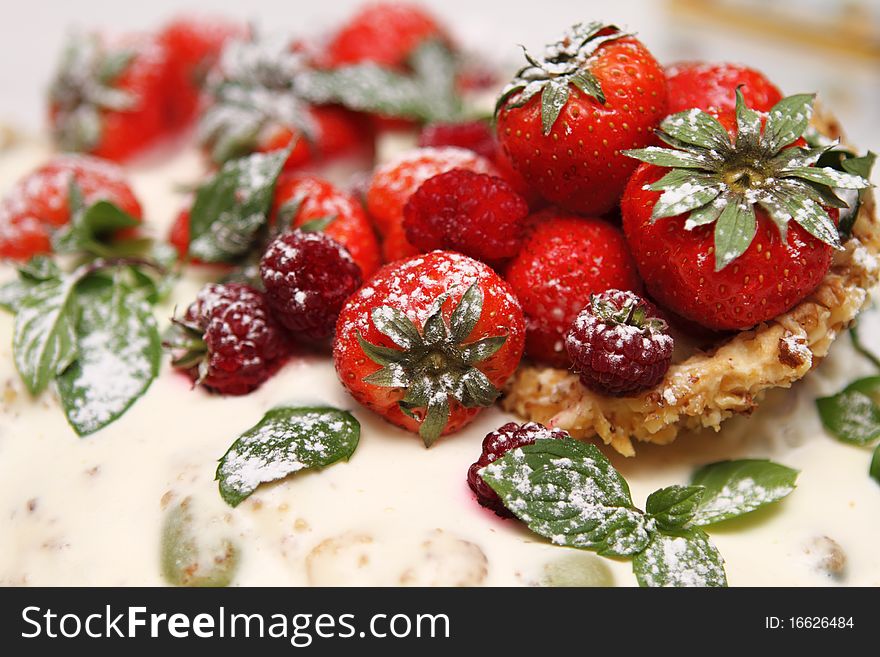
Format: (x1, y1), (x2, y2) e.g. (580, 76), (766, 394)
(0, 0), (878, 160)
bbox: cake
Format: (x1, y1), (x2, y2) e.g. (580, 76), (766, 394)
(1, 4), (878, 587)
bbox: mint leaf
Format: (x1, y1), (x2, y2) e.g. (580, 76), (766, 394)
(690, 459), (799, 526)
(480, 439), (652, 557)
(646, 485), (704, 531)
(53, 199), (139, 256)
(870, 445), (880, 485)
(632, 528), (727, 587)
(56, 275), (160, 436)
(0, 257), (63, 312)
(160, 498), (239, 587)
(297, 40), (460, 122)
(188, 148), (289, 263)
(13, 277), (79, 394)
(217, 406), (360, 507)
(817, 377), (880, 445)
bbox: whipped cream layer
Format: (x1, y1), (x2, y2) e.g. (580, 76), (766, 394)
(1, 137), (878, 587)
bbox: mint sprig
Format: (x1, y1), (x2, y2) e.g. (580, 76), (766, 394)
(51, 181), (140, 257)
(188, 147), (290, 263)
(217, 406), (360, 507)
(482, 440), (799, 587)
(2, 255), (168, 436)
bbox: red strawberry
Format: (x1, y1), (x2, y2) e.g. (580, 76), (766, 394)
(366, 147), (499, 260)
(168, 205), (194, 261)
(325, 2), (449, 69)
(272, 175), (382, 277)
(198, 35), (372, 169)
(0, 155), (142, 260)
(333, 251), (525, 446)
(402, 169), (529, 264)
(621, 92), (869, 331)
(48, 33), (173, 162)
(159, 16), (245, 131)
(505, 211), (642, 367)
(381, 223), (421, 263)
(665, 62), (782, 115)
(166, 283), (290, 395)
(496, 22), (668, 215)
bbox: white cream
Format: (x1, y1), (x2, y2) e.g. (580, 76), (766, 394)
(1, 138), (878, 587)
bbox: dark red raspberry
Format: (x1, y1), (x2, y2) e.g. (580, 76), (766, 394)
(169, 283), (289, 395)
(260, 230), (362, 341)
(467, 421), (568, 517)
(418, 120), (497, 161)
(565, 289), (673, 396)
(403, 169), (529, 264)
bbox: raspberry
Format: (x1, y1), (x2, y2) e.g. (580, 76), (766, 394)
(260, 230), (362, 340)
(565, 289), (673, 396)
(467, 421), (568, 517)
(418, 121), (497, 161)
(170, 283), (289, 395)
(403, 169), (528, 264)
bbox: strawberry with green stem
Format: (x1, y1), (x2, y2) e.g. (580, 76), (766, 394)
(333, 251), (525, 446)
(622, 90), (871, 331)
(495, 22), (668, 215)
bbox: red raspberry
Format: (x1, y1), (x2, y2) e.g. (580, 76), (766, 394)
(565, 290), (673, 396)
(418, 121), (497, 161)
(467, 421), (569, 517)
(170, 283), (289, 395)
(403, 169), (529, 264)
(260, 230), (362, 340)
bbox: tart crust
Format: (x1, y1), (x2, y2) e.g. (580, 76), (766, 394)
(502, 109), (880, 456)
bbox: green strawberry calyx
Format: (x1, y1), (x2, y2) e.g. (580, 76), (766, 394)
(49, 33), (138, 153)
(624, 90), (872, 271)
(495, 22), (628, 136)
(357, 283), (508, 448)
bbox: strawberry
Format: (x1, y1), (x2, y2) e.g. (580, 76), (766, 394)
(665, 61), (782, 115)
(621, 91), (870, 331)
(159, 16), (245, 131)
(325, 2), (449, 69)
(198, 35), (372, 169)
(333, 251), (525, 446)
(271, 175), (382, 277)
(48, 33), (172, 161)
(504, 211), (642, 367)
(495, 22), (668, 215)
(0, 155), (142, 260)
(366, 147), (499, 258)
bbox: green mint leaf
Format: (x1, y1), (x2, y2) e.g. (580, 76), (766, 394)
(690, 459), (799, 526)
(480, 439), (652, 557)
(160, 498), (239, 587)
(53, 199), (140, 256)
(645, 485), (705, 531)
(13, 276), (79, 395)
(713, 196), (756, 270)
(762, 93), (815, 153)
(850, 325), (880, 371)
(408, 39), (462, 121)
(216, 406), (360, 507)
(870, 444), (880, 485)
(188, 148), (289, 263)
(0, 256), (60, 312)
(56, 275), (160, 436)
(632, 528), (727, 587)
(841, 150), (876, 179)
(816, 377), (880, 445)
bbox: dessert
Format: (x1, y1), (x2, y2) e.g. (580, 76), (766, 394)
(1, 3), (878, 587)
